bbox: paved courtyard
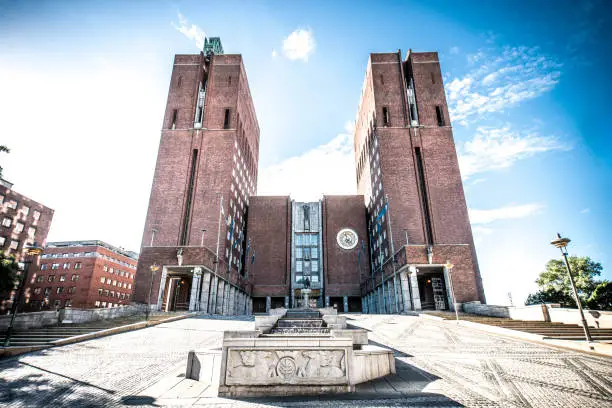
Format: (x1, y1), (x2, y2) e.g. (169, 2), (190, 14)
(1, 314), (611, 407)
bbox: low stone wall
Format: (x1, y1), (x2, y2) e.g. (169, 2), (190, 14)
(0, 304), (147, 330)
(254, 307), (286, 333)
(461, 302), (612, 328)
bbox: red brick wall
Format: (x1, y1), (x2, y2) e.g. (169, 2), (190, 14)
(322, 196), (369, 297)
(247, 196), (290, 297)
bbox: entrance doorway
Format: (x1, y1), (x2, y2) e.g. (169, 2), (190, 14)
(417, 269), (448, 310)
(161, 275), (192, 311)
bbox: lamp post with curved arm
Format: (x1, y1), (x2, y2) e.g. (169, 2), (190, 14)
(146, 263), (160, 321)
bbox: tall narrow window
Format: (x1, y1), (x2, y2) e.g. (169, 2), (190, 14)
(177, 76), (183, 88)
(436, 106), (445, 126)
(430, 72), (435, 84)
(180, 149), (198, 246)
(382, 107), (390, 126)
(415, 148), (434, 245)
(171, 109), (178, 129)
(228, 76), (232, 85)
(223, 109), (231, 129)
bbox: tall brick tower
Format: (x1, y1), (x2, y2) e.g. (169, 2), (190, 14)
(354, 50), (485, 314)
(134, 38), (259, 314)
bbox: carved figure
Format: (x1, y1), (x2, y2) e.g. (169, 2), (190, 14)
(301, 350), (345, 378)
(228, 350), (276, 380)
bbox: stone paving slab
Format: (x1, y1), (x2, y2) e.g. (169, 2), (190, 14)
(1, 313), (611, 407)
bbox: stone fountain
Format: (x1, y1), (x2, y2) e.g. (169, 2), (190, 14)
(187, 307), (396, 397)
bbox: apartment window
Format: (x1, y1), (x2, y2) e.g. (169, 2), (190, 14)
(110, 291), (115, 298)
(71, 274), (80, 281)
(9, 240), (19, 250)
(36, 275), (44, 283)
(100, 277), (105, 283)
(436, 106), (445, 126)
(34, 287), (42, 294)
(431, 72), (436, 84)
(104, 290), (109, 296)
(65, 299), (72, 307)
(128, 284), (132, 289)
(22, 206), (30, 215)
(0, 236), (4, 246)
(171, 109), (178, 129)
(54, 300), (61, 307)
(33, 210), (41, 220)
(56, 287), (64, 294)
(74, 262), (82, 269)
(126, 294), (130, 300)
(228, 75), (232, 85)
(296, 261), (303, 272)
(14, 222), (24, 233)
(123, 282), (127, 288)
(7, 200), (17, 209)
(112, 280), (117, 286)
(27, 227), (36, 238)
(223, 109), (231, 129)
(382, 107), (390, 126)
(63, 263), (70, 269)
(2, 218), (11, 227)
(59, 275), (66, 282)
(103, 265), (108, 272)
(98, 288), (103, 296)
(101, 302), (106, 307)
(109, 267), (113, 274)
(51, 263), (59, 270)
(177, 76), (182, 88)
(106, 278), (112, 284)
(95, 301), (100, 307)
(68, 287), (76, 294)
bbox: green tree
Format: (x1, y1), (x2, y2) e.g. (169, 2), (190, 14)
(587, 281), (612, 311)
(0, 144), (9, 179)
(0, 253), (20, 293)
(526, 256), (609, 310)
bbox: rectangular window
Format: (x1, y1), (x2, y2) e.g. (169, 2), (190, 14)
(14, 222), (24, 233)
(2, 218), (12, 227)
(27, 227), (36, 238)
(223, 108), (231, 129)
(63, 263), (70, 269)
(311, 275), (319, 282)
(51, 263), (59, 269)
(436, 106), (445, 126)
(296, 261), (303, 272)
(59, 275), (66, 282)
(9, 240), (19, 250)
(95, 301), (100, 307)
(295, 247), (302, 258)
(34, 287), (41, 294)
(180, 149), (198, 246)
(68, 287), (76, 294)
(101, 301), (106, 307)
(44, 287), (51, 295)
(7, 200), (17, 209)
(171, 109), (178, 129)
(311, 261), (318, 272)
(100, 277), (105, 283)
(36, 275), (44, 282)
(98, 288), (103, 296)
(65, 299), (72, 307)
(431, 72), (436, 84)
(382, 107), (390, 126)
(71, 274), (80, 281)
(103, 265), (108, 272)
(54, 300), (61, 307)
(104, 290), (109, 296)
(311, 247), (318, 258)
(0, 236), (5, 246)
(74, 262), (82, 269)
(56, 287), (64, 294)
(33, 210), (41, 220)
(128, 284), (132, 289)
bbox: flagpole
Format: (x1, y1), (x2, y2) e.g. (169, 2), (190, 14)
(215, 194), (223, 275)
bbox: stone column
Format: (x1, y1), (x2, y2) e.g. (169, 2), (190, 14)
(361, 297), (367, 314)
(400, 271), (412, 312)
(325, 296), (330, 307)
(232, 287), (238, 315)
(224, 284), (231, 315)
(227, 286), (234, 315)
(284, 296), (289, 308)
(209, 275), (218, 314)
(392, 277), (400, 313)
(410, 269), (422, 310)
(265, 296), (271, 313)
(199, 272), (211, 314)
(343, 296), (349, 313)
(240, 292), (246, 315)
(247, 297), (253, 315)
(189, 268), (202, 312)
(216, 280), (225, 314)
(156, 266), (168, 311)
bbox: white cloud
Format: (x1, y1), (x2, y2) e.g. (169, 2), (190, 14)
(458, 125), (569, 180)
(449, 46), (460, 55)
(447, 46), (562, 125)
(171, 12), (205, 50)
(257, 122), (355, 200)
(271, 49), (278, 57)
(469, 203), (544, 224)
(282, 28), (316, 62)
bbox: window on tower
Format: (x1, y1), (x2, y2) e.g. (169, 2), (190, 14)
(436, 106), (445, 126)
(382, 107), (390, 126)
(171, 109), (178, 129)
(223, 109), (231, 129)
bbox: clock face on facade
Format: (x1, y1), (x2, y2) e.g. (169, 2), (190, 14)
(337, 228), (358, 250)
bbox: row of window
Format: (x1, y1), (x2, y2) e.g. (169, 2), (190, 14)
(99, 276), (132, 289)
(41, 262), (82, 271)
(41, 252), (136, 269)
(36, 274), (80, 283)
(1, 218), (37, 237)
(94, 301), (124, 308)
(33, 286), (77, 295)
(380, 105), (445, 127)
(0, 196), (42, 220)
(0, 236), (20, 250)
(96, 288), (130, 300)
(102, 264), (134, 279)
(29, 299), (71, 308)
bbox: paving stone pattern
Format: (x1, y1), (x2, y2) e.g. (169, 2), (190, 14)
(1, 314), (611, 407)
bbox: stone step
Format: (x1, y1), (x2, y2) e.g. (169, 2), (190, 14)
(544, 335), (612, 340)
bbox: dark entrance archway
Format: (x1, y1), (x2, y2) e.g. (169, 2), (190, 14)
(417, 268), (448, 310)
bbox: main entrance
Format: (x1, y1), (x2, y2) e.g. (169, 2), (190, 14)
(417, 268), (448, 310)
(161, 272), (192, 311)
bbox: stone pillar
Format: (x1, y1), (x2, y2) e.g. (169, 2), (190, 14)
(230, 286), (237, 315)
(392, 277), (399, 313)
(156, 266), (168, 311)
(410, 269), (422, 310)
(369, 293), (375, 314)
(209, 275), (218, 314)
(216, 280), (225, 314)
(325, 296), (330, 307)
(224, 285), (231, 315)
(247, 297), (253, 315)
(361, 297), (367, 314)
(284, 296), (289, 308)
(265, 296), (271, 313)
(400, 271), (412, 312)
(189, 268), (202, 312)
(199, 272), (211, 313)
(233, 287), (239, 315)
(240, 292), (246, 315)
(343, 296), (348, 313)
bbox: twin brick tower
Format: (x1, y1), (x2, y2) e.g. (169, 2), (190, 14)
(133, 38), (485, 315)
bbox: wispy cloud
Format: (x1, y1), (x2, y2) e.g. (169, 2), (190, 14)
(580, 208), (590, 214)
(469, 203), (544, 224)
(171, 12), (205, 50)
(447, 45), (562, 125)
(449, 46), (460, 55)
(282, 28), (316, 62)
(258, 122), (355, 200)
(458, 125), (569, 180)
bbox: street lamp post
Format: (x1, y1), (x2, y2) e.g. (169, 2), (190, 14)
(4, 242), (44, 347)
(146, 263), (160, 321)
(445, 260), (459, 322)
(200, 229), (207, 247)
(550, 233), (592, 342)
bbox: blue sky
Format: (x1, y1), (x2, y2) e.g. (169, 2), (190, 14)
(1, 0), (610, 305)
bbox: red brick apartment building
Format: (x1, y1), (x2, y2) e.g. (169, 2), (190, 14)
(25, 240), (138, 310)
(134, 38), (485, 315)
(0, 178), (54, 313)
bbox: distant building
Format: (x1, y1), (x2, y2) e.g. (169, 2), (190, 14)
(24, 240), (138, 310)
(0, 178), (54, 313)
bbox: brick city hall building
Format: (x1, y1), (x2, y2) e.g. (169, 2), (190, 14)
(134, 38), (485, 314)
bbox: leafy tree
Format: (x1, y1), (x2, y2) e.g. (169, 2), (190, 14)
(0, 145), (9, 179)
(526, 256), (610, 310)
(0, 253), (20, 293)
